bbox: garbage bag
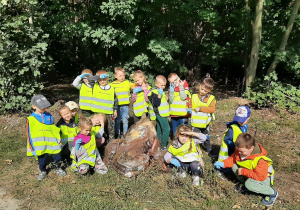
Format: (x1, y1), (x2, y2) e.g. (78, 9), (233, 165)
(104, 118), (161, 177)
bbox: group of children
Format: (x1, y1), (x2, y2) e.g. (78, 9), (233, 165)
(26, 67), (278, 207)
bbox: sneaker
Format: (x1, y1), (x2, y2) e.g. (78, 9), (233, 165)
(55, 168), (67, 177)
(217, 171), (227, 181)
(262, 188), (278, 207)
(37, 171), (47, 181)
(172, 171), (187, 179)
(160, 146), (167, 151)
(234, 183), (249, 194)
(192, 175), (200, 186)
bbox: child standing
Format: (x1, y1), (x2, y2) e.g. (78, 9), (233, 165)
(188, 77), (216, 157)
(148, 75), (170, 151)
(110, 67), (135, 138)
(168, 73), (191, 137)
(72, 69), (94, 117)
(65, 101), (80, 125)
(26, 94), (66, 180)
(91, 70), (117, 141)
(132, 70), (151, 123)
(56, 105), (79, 151)
(214, 133), (278, 207)
(164, 125), (207, 186)
(71, 118), (108, 175)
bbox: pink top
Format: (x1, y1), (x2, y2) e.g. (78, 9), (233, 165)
(132, 85), (150, 102)
(73, 133), (91, 146)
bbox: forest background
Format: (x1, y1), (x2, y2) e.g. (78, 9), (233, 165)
(0, 0), (299, 113)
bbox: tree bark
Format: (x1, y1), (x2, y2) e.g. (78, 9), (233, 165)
(245, 0), (264, 88)
(266, 0), (300, 75)
(243, 0), (251, 75)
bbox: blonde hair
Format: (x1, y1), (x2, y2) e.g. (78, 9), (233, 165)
(131, 70), (146, 84)
(155, 75), (166, 84)
(175, 124), (193, 152)
(168, 73), (178, 81)
(115, 67), (125, 74)
(82, 69), (93, 75)
(79, 116), (93, 128)
(58, 105), (70, 114)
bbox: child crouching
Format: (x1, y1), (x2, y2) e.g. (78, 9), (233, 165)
(71, 117), (108, 175)
(164, 125), (206, 186)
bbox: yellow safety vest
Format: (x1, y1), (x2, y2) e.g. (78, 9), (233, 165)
(91, 83), (114, 114)
(79, 83), (93, 111)
(70, 134), (97, 168)
(148, 89), (170, 120)
(191, 94), (216, 128)
(133, 86), (151, 117)
(218, 124), (243, 161)
(74, 113), (79, 125)
(168, 139), (203, 162)
(169, 90), (191, 116)
(27, 116), (61, 156)
(60, 125), (79, 147)
(236, 155), (275, 185)
(110, 80), (130, 105)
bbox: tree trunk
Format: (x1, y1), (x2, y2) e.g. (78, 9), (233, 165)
(243, 0), (251, 75)
(266, 0), (300, 75)
(245, 0), (264, 88)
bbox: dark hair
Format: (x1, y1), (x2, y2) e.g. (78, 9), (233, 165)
(235, 133), (255, 149)
(175, 124), (193, 152)
(201, 78), (215, 91)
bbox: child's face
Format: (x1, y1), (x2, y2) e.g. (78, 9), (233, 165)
(156, 80), (166, 90)
(60, 108), (72, 123)
(98, 77), (109, 86)
(135, 77), (144, 86)
(71, 109), (78, 117)
(80, 124), (92, 136)
(115, 71), (125, 82)
(199, 84), (211, 96)
(168, 75), (180, 87)
(32, 105), (47, 114)
(178, 132), (190, 144)
(237, 146), (254, 158)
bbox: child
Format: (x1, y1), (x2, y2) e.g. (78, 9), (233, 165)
(91, 113), (106, 147)
(91, 70), (117, 140)
(65, 101), (80, 125)
(132, 70), (151, 123)
(168, 73), (191, 137)
(71, 117), (108, 175)
(56, 105), (79, 151)
(214, 133), (277, 207)
(72, 69), (94, 117)
(26, 94), (66, 180)
(188, 77), (216, 157)
(164, 125), (207, 186)
(148, 75), (170, 151)
(218, 106), (251, 162)
(110, 67), (135, 138)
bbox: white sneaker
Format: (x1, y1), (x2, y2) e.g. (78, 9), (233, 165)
(192, 175), (200, 186)
(37, 171), (47, 181)
(180, 171), (187, 178)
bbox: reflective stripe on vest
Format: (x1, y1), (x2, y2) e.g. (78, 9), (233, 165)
(70, 134), (97, 167)
(60, 125), (79, 147)
(133, 86), (151, 117)
(169, 90), (191, 116)
(191, 94), (215, 128)
(79, 83), (93, 111)
(110, 80), (130, 105)
(148, 89), (170, 118)
(236, 155), (275, 185)
(91, 83), (114, 114)
(168, 139), (202, 162)
(27, 116), (61, 156)
(218, 124), (243, 162)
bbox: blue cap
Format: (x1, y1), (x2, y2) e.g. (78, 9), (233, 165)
(233, 106), (251, 123)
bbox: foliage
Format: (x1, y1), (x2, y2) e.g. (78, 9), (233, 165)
(243, 72), (300, 113)
(0, 0), (53, 113)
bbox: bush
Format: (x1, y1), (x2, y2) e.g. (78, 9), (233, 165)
(243, 72), (300, 113)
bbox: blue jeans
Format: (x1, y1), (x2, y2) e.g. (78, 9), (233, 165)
(115, 105), (129, 136)
(38, 153), (62, 172)
(171, 117), (189, 137)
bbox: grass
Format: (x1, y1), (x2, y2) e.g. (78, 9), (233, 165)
(1, 98), (300, 209)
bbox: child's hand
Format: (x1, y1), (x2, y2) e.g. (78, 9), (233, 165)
(113, 110), (117, 119)
(79, 73), (91, 79)
(214, 161), (224, 169)
(195, 107), (200, 112)
(169, 84), (175, 93)
(238, 168), (243, 175)
(170, 159), (181, 167)
(158, 88), (164, 95)
(59, 141), (62, 147)
(179, 80), (185, 86)
(100, 74), (109, 79)
(186, 108), (192, 114)
(133, 87), (142, 93)
(75, 139), (82, 150)
(180, 131), (195, 136)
